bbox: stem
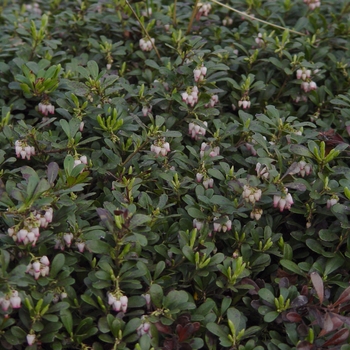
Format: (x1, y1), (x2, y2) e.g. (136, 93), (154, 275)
(173, 0), (178, 25)
(120, 139), (149, 167)
(125, 0), (161, 60)
(210, 0), (307, 36)
(186, 0), (200, 35)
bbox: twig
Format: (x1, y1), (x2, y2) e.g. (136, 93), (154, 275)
(210, 0), (307, 36)
(186, 0), (201, 35)
(125, 0), (161, 60)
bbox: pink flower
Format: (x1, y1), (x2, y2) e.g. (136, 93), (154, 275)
(26, 334), (36, 346)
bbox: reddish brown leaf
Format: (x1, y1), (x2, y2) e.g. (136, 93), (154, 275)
(310, 271), (324, 304)
(322, 328), (349, 347)
(319, 313), (343, 337)
(286, 312), (302, 323)
(296, 340), (315, 350)
(155, 322), (172, 334)
(333, 286), (350, 307)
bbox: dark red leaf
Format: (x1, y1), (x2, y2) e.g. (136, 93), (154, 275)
(310, 271), (324, 304)
(177, 323), (196, 342)
(155, 322), (172, 334)
(296, 340), (315, 350)
(322, 328), (349, 347)
(286, 312), (302, 323)
(291, 295), (309, 308)
(333, 286), (350, 307)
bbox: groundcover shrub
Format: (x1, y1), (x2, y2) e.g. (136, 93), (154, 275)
(1, 0), (350, 348)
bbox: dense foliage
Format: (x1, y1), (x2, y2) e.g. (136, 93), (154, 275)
(1, 0), (350, 349)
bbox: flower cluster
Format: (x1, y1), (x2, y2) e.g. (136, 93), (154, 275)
(273, 188), (294, 212)
(142, 105), (152, 116)
(182, 86), (199, 107)
(205, 94), (219, 108)
(137, 316), (152, 338)
(107, 292), (128, 313)
(250, 208), (263, 221)
(189, 121), (207, 140)
(196, 172), (214, 189)
(193, 219), (204, 231)
(15, 140), (35, 160)
(255, 33), (264, 47)
(193, 65), (207, 82)
(196, 2), (211, 19)
(296, 68), (317, 92)
(256, 163), (269, 180)
(74, 155), (88, 168)
(54, 232), (85, 252)
(8, 208), (53, 246)
(245, 142), (257, 156)
(238, 99), (251, 109)
(294, 160), (312, 177)
(139, 37), (155, 52)
(303, 0), (321, 10)
(200, 142), (220, 158)
(150, 138), (170, 157)
(213, 216), (232, 233)
(222, 17), (233, 26)
(26, 256), (50, 280)
(327, 195), (339, 209)
(0, 290), (21, 311)
(38, 101), (55, 116)
(242, 185), (262, 204)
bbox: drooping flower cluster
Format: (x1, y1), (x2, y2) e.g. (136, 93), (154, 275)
(213, 216), (232, 233)
(200, 142), (220, 158)
(137, 316), (152, 338)
(196, 172), (214, 189)
(273, 188), (294, 212)
(327, 195), (339, 209)
(255, 33), (264, 47)
(294, 160), (312, 177)
(8, 208), (53, 246)
(256, 163), (270, 180)
(73, 155), (88, 168)
(193, 65), (207, 82)
(139, 37), (155, 51)
(296, 68), (317, 92)
(245, 142), (257, 156)
(242, 185), (262, 205)
(189, 121), (207, 140)
(26, 256), (50, 280)
(250, 208), (263, 221)
(107, 292), (128, 313)
(182, 86), (199, 107)
(54, 232), (86, 253)
(150, 138), (171, 157)
(0, 290), (21, 311)
(142, 105), (152, 116)
(38, 101), (55, 116)
(196, 2), (212, 19)
(238, 99), (251, 109)
(303, 0), (321, 10)
(222, 17), (233, 26)
(193, 219), (204, 231)
(15, 140), (35, 160)
(205, 94), (219, 108)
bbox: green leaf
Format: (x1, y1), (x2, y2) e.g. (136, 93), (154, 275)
(87, 60), (99, 80)
(187, 207), (207, 219)
(60, 309), (73, 335)
(149, 284), (163, 308)
(280, 259), (306, 276)
(60, 119), (71, 138)
(130, 214), (151, 228)
(258, 288), (275, 305)
(206, 322), (229, 339)
(154, 261), (165, 280)
(123, 318), (142, 337)
(50, 253), (65, 278)
(47, 162), (59, 185)
(264, 311), (279, 322)
(289, 144), (314, 158)
(86, 240), (112, 254)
